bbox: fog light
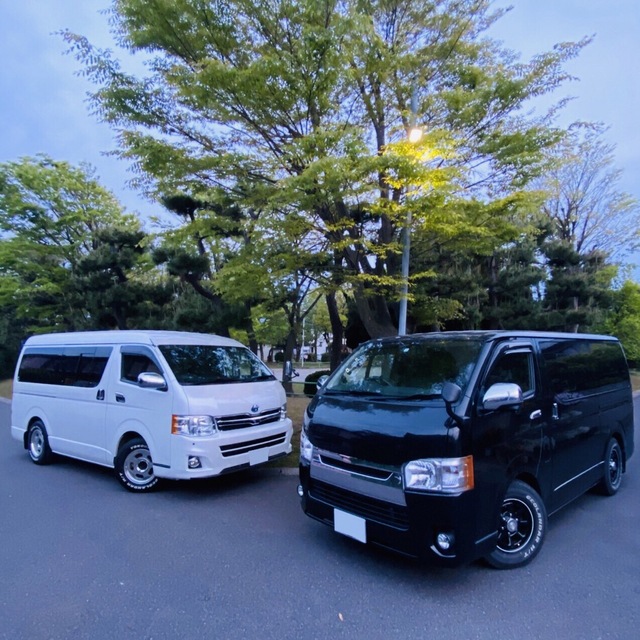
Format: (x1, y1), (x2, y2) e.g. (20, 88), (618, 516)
(297, 484), (304, 497)
(188, 456), (202, 469)
(436, 532), (454, 551)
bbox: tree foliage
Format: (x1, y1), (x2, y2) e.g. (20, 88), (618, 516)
(0, 155), (168, 333)
(63, 0), (589, 342)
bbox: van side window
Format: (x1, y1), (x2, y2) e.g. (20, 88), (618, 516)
(121, 354), (161, 384)
(18, 346), (112, 387)
(539, 339), (628, 398)
(484, 351), (534, 396)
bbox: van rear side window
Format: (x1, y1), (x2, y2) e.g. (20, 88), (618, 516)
(540, 339), (629, 396)
(18, 346), (112, 387)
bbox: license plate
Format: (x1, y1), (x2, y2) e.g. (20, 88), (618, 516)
(334, 509), (367, 543)
(249, 448), (269, 465)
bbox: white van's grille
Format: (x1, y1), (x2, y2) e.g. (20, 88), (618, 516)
(216, 408), (281, 431)
(220, 433), (288, 457)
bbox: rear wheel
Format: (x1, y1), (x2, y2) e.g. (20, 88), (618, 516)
(115, 438), (159, 492)
(485, 480), (547, 569)
(599, 438), (623, 496)
(27, 420), (53, 465)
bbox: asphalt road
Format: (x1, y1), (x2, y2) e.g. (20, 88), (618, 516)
(1, 397), (638, 640)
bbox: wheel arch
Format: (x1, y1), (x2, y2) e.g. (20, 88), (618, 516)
(110, 423), (154, 466)
(513, 472), (542, 497)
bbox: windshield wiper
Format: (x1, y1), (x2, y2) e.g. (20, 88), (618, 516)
(323, 388), (381, 396)
(398, 392), (442, 400)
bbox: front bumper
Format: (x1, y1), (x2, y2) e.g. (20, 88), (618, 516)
(299, 461), (493, 566)
(154, 418), (293, 480)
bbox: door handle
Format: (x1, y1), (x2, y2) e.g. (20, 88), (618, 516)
(115, 393), (126, 403)
(529, 409), (542, 420)
(96, 389), (105, 401)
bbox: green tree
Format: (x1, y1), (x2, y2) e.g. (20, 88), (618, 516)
(532, 124), (637, 332)
(0, 155), (161, 332)
(64, 0), (586, 344)
(601, 280), (640, 366)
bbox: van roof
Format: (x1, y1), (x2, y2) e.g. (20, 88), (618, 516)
(374, 330), (619, 344)
(23, 330), (243, 348)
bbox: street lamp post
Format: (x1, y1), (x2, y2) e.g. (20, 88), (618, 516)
(398, 89), (422, 336)
(398, 209), (412, 336)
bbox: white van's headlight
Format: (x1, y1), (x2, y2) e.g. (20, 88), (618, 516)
(403, 456), (474, 494)
(171, 415), (217, 436)
(280, 404), (287, 420)
(300, 428), (313, 463)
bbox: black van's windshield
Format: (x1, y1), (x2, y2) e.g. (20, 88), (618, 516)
(325, 337), (484, 398)
(158, 345), (275, 385)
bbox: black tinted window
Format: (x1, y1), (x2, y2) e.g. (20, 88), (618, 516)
(121, 353), (161, 383)
(18, 346), (112, 387)
(539, 339), (628, 397)
(484, 351), (534, 395)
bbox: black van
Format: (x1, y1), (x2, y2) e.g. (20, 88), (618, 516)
(298, 331), (634, 568)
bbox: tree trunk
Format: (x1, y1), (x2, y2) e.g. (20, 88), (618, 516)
(325, 292), (344, 372)
(244, 301), (258, 354)
(353, 283), (397, 338)
(281, 328), (297, 394)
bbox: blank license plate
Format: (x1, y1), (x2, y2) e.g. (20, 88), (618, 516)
(249, 448), (269, 465)
(334, 509), (367, 543)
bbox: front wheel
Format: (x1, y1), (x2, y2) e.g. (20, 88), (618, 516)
(115, 438), (159, 492)
(599, 438), (623, 496)
(485, 480), (547, 569)
(27, 420), (54, 465)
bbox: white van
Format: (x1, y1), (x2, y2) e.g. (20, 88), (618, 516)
(11, 331), (293, 491)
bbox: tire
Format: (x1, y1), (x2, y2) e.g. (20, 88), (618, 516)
(115, 438), (159, 492)
(485, 480), (547, 569)
(27, 420), (54, 465)
(599, 438), (623, 496)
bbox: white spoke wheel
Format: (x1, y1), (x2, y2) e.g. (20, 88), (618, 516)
(486, 480), (547, 569)
(115, 438), (159, 492)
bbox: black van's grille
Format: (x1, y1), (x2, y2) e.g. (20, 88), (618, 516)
(220, 433), (287, 457)
(216, 408), (281, 431)
(310, 479), (410, 530)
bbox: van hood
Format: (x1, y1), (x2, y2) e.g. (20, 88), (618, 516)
(183, 380), (285, 417)
(307, 393), (457, 466)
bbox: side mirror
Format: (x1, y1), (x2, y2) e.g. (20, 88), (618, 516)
(482, 382), (522, 411)
(442, 381), (461, 404)
(316, 375), (329, 389)
(441, 382), (465, 428)
(138, 371), (167, 390)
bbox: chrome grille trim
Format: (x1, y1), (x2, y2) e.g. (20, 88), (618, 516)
(216, 408), (281, 431)
(310, 449), (405, 506)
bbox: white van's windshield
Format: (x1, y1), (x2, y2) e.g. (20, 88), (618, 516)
(159, 345), (275, 386)
(326, 337), (483, 398)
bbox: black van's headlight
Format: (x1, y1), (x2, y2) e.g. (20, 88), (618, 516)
(300, 411), (313, 463)
(403, 456), (474, 494)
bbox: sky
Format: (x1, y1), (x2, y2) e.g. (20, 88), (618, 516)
(1, 1), (639, 274)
